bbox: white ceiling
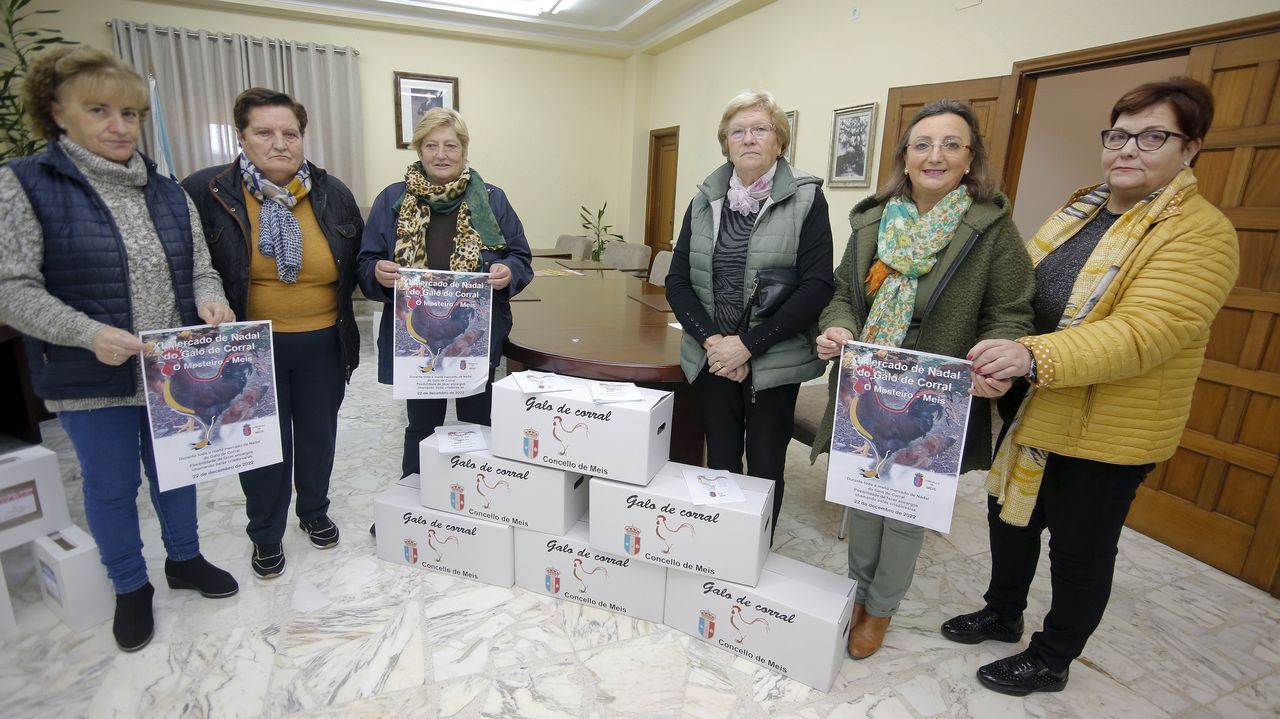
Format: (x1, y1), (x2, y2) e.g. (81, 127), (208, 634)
(262, 0), (775, 53)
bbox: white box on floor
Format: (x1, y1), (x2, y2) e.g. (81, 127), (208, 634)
(514, 521), (666, 623)
(490, 374), (673, 486)
(32, 524), (114, 633)
(0, 445), (71, 553)
(588, 462), (773, 586)
(663, 553), (856, 692)
(421, 427), (588, 535)
(374, 474), (514, 587)
(0, 554), (15, 637)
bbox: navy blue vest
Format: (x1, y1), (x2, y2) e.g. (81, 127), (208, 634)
(9, 142), (199, 400)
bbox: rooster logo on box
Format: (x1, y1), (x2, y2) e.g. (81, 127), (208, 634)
(572, 558), (609, 593)
(426, 529), (460, 561)
(475, 472), (509, 509)
(730, 603), (769, 644)
(551, 416), (588, 456)
(655, 514), (695, 554)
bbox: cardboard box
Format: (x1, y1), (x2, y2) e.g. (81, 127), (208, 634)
(490, 374), (673, 486)
(664, 553), (856, 692)
(514, 521), (666, 623)
(421, 427), (589, 535)
(0, 555), (15, 637)
(374, 474), (514, 587)
(32, 524), (114, 633)
(588, 462), (774, 586)
(0, 445), (71, 553)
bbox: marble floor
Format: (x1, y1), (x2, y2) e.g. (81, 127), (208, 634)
(2, 335), (1279, 718)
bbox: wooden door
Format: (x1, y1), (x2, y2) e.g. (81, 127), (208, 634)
(644, 127), (679, 261)
(1126, 31), (1280, 596)
(878, 76), (1019, 192)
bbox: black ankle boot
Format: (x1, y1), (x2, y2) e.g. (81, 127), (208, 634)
(165, 554), (239, 598)
(114, 582), (155, 652)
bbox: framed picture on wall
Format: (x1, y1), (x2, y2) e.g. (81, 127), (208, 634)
(394, 72), (460, 149)
(784, 110), (798, 165)
(828, 102), (876, 188)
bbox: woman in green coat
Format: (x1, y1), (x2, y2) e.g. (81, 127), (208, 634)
(811, 99), (1034, 659)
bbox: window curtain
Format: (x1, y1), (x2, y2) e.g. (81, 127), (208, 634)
(111, 20), (364, 200)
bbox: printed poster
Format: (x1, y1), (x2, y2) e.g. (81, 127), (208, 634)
(824, 341), (973, 533)
(393, 269), (493, 400)
(140, 321), (282, 491)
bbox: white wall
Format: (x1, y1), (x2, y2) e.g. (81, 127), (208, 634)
(1011, 56), (1189, 238)
(43, 0), (628, 245)
(643, 0), (1276, 251)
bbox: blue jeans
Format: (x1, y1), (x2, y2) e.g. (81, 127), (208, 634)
(60, 405), (200, 593)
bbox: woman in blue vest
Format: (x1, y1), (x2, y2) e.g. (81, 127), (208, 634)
(666, 90), (835, 538)
(0, 47), (239, 652)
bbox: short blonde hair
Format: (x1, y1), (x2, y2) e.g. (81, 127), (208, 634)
(411, 107), (470, 157)
(716, 90), (789, 159)
(23, 46), (148, 141)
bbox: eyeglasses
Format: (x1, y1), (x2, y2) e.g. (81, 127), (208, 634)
(727, 125), (774, 142)
(1100, 128), (1190, 151)
(907, 140), (970, 156)
(421, 141), (462, 155)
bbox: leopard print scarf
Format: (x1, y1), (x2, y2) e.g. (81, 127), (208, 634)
(394, 163), (503, 271)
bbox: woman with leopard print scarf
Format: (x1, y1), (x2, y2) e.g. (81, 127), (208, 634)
(358, 108), (533, 478)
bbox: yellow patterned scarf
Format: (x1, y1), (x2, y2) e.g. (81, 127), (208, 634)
(393, 163), (486, 271)
(986, 168), (1198, 526)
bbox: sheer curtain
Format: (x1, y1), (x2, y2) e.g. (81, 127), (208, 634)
(112, 20), (364, 199)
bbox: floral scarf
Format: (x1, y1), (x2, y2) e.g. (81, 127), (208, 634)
(985, 168), (1198, 526)
(859, 186), (971, 346)
(393, 162), (505, 271)
(239, 153), (311, 283)
(726, 161), (777, 216)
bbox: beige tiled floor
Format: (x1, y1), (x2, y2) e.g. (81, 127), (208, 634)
(1, 335), (1278, 717)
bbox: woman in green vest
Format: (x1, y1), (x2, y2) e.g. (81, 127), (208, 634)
(811, 99), (1034, 660)
(666, 90), (835, 537)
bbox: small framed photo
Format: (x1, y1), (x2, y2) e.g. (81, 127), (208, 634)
(394, 72), (460, 149)
(784, 110), (798, 165)
(828, 102), (877, 188)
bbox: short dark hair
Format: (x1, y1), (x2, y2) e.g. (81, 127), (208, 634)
(233, 87), (307, 136)
(1110, 77), (1214, 141)
(877, 99), (996, 204)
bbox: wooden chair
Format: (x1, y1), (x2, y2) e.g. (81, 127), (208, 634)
(554, 234), (592, 260)
(647, 250), (673, 287)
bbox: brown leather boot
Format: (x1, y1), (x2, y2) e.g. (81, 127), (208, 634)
(848, 613), (891, 659)
(846, 603), (866, 657)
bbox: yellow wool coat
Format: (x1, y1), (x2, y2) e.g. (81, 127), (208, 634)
(1013, 182), (1239, 465)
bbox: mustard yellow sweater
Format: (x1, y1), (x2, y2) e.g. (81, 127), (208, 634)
(1013, 187), (1239, 464)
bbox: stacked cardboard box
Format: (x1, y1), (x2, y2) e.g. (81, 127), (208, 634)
(0, 445), (75, 634)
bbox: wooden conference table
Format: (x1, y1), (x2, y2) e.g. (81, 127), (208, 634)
(503, 258), (704, 464)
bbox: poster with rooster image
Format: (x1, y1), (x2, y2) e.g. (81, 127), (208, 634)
(139, 320), (282, 491)
(393, 269), (493, 399)
(824, 341), (972, 533)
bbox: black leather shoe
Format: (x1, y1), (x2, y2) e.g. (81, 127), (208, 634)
(977, 650), (1069, 696)
(114, 582), (155, 652)
(941, 608), (1023, 644)
(165, 555), (239, 598)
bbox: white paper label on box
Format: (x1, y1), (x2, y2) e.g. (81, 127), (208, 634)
(586, 381), (644, 404)
(39, 560), (62, 605)
(435, 424), (488, 453)
(0, 484), (38, 526)
(681, 468), (746, 505)
(512, 371), (574, 394)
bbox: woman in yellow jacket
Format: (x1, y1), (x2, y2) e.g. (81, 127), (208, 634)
(940, 78), (1239, 696)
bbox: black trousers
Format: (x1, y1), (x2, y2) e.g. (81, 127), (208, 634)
(693, 367), (799, 536)
(982, 453), (1151, 672)
(401, 366), (497, 477)
(241, 326), (345, 544)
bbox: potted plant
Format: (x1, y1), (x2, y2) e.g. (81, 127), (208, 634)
(580, 202), (623, 261)
(1, 0), (73, 161)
